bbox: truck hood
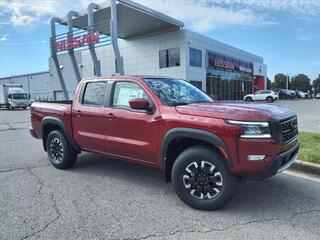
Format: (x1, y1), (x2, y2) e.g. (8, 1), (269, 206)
(176, 102), (295, 121)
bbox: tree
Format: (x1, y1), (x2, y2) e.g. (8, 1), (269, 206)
(273, 73), (288, 89)
(266, 77), (272, 90)
(313, 74), (320, 94)
(290, 74), (312, 92)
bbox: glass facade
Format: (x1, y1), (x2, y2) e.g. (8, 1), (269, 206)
(206, 51), (253, 100)
(189, 80), (202, 90)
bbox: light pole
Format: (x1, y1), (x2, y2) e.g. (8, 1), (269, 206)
(286, 74), (290, 90)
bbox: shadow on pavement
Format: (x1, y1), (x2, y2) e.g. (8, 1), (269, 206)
(67, 153), (319, 214)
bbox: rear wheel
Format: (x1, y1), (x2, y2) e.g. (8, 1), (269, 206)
(245, 97), (253, 102)
(46, 130), (77, 169)
(172, 146), (236, 210)
(266, 96), (273, 102)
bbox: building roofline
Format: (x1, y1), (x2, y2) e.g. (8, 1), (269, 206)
(185, 29), (263, 63)
(58, 0), (184, 39)
(0, 71), (50, 80)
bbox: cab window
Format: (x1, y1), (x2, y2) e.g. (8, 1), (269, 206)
(112, 82), (149, 110)
(82, 82), (107, 106)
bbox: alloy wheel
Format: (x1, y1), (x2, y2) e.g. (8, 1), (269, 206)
(49, 137), (64, 164)
(183, 161), (223, 200)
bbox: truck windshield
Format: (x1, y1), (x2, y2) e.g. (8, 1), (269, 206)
(143, 78), (213, 106)
(11, 94), (28, 100)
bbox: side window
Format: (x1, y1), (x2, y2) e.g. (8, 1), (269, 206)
(112, 82), (149, 110)
(82, 82), (107, 106)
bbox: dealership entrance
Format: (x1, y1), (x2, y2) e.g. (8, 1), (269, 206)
(206, 71), (252, 100)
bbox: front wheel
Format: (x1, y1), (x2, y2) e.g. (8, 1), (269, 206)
(46, 130), (77, 169)
(245, 97), (253, 102)
(172, 146), (236, 210)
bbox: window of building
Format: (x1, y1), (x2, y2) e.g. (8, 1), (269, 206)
(159, 47), (180, 68)
(82, 82), (107, 106)
(190, 80), (202, 90)
(190, 48), (202, 67)
(112, 82), (149, 110)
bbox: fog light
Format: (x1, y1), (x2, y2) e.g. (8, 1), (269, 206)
(247, 155), (265, 161)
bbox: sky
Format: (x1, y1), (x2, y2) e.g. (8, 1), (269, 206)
(0, 0), (319, 81)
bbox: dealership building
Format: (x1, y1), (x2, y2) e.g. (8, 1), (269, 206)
(0, 0), (267, 101)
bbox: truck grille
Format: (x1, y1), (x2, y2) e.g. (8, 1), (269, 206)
(279, 117), (298, 144)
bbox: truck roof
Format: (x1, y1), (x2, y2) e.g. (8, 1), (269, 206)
(82, 75), (175, 82)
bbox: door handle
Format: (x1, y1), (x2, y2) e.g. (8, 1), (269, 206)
(74, 110), (82, 117)
(106, 113), (115, 119)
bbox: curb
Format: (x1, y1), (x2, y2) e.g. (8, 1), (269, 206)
(290, 160), (320, 176)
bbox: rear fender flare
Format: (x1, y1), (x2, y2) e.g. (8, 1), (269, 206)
(41, 116), (79, 152)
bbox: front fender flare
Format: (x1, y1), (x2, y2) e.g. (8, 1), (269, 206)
(161, 128), (233, 181)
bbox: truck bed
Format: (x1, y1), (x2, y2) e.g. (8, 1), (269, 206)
(30, 101), (73, 139)
(38, 100), (73, 104)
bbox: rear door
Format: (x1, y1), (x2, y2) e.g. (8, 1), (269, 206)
(104, 80), (160, 164)
(72, 80), (108, 153)
(254, 90), (263, 100)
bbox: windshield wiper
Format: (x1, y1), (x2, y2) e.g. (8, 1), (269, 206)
(171, 102), (193, 106)
(193, 101), (214, 104)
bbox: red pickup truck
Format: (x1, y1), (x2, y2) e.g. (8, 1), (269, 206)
(30, 76), (299, 210)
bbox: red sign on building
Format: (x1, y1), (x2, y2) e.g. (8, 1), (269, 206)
(214, 59), (235, 70)
(55, 32), (100, 52)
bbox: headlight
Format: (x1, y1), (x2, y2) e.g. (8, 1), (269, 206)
(226, 120), (271, 138)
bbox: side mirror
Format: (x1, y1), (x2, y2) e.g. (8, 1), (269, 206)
(129, 98), (149, 110)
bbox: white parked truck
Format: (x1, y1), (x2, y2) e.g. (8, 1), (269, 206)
(0, 84), (29, 110)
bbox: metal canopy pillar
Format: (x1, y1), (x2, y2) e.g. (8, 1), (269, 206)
(67, 11), (82, 82)
(50, 18), (69, 100)
(110, 0), (125, 75)
(88, 3), (101, 77)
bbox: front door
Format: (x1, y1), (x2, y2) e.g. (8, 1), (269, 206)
(105, 81), (160, 164)
(72, 81), (107, 153)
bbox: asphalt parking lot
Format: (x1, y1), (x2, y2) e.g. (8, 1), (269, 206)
(270, 99), (320, 133)
(0, 107), (320, 240)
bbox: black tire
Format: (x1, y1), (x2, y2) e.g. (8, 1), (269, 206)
(46, 130), (77, 169)
(266, 96), (273, 103)
(172, 146), (236, 210)
(245, 97), (253, 102)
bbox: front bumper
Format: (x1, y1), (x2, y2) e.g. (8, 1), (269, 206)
(30, 127), (38, 139)
(244, 142), (299, 180)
